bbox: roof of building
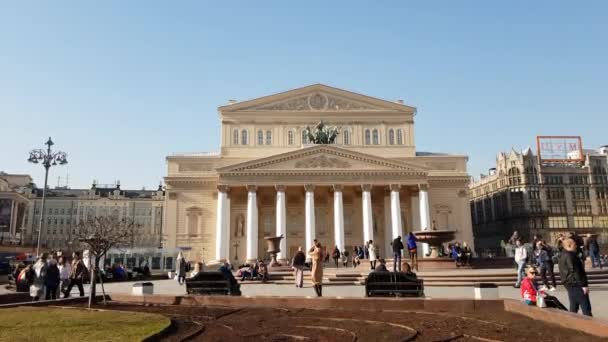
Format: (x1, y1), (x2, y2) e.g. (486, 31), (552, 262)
(31, 186), (163, 199)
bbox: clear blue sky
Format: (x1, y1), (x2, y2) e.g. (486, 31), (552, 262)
(1, 1), (606, 189)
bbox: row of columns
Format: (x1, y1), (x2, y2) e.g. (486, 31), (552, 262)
(215, 184), (432, 262)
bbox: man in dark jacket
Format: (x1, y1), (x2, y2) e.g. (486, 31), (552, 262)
(559, 239), (592, 316)
(392, 236), (404, 272)
(64, 252), (86, 298)
(292, 246), (306, 288)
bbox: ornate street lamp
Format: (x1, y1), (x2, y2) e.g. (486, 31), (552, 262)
(28, 137), (68, 256)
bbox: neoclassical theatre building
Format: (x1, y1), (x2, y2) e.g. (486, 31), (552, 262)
(163, 84), (473, 263)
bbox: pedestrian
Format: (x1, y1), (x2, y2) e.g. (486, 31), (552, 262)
(392, 236), (404, 272)
(292, 246), (306, 288)
(342, 250), (349, 267)
(406, 232), (418, 271)
(535, 241), (556, 291)
(559, 238), (592, 316)
(64, 252), (86, 298)
(58, 257), (71, 298)
(175, 251), (186, 285)
(587, 234), (602, 269)
(513, 239), (527, 288)
(368, 240), (377, 270)
(29, 254), (48, 301)
(45, 259), (60, 300)
(352, 246), (359, 268)
(332, 245), (341, 268)
(309, 241), (325, 297)
(364, 241), (370, 260)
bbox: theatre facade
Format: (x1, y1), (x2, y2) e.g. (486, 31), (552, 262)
(163, 84), (473, 263)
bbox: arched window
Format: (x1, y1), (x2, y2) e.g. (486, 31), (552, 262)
(302, 130), (309, 144)
(343, 129), (351, 145)
(232, 129), (239, 145)
(388, 129), (395, 145)
(396, 129), (404, 145)
(372, 129), (379, 145)
(266, 130), (272, 145)
(287, 130), (294, 145)
(257, 130), (264, 145)
(364, 129), (371, 145)
(241, 129), (248, 145)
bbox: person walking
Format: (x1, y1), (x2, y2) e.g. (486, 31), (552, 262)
(559, 238), (592, 316)
(332, 246), (341, 268)
(352, 246), (360, 268)
(58, 257), (71, 298)
(29, 254), (48, 301)
(45, 259), (60, 300)
(363, 241), (370, 260)
(368, 240), (377, 270)
(406, 232), (418, 271)
(392, 236), (404, 272)
(64, 252), (86, 298)
(535, 241), (556, 291)
(309, 241), (325, 297)
(175, 252), (186, 285)
(292, 246), (306, 288)
(514, 239), (527, 288)
(587, 234), (602, 269)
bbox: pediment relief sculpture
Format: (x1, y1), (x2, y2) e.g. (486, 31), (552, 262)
(294, 155), (351, 169)
(244, 92), (381, 111)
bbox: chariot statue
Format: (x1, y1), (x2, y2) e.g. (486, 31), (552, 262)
(304, 121), (340, 144)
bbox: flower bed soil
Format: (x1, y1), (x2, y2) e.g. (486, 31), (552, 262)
(69, 302), (601, 342)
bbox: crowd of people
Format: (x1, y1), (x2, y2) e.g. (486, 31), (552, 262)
(14, 252), (87, 301)
(510, 230), (596, 317)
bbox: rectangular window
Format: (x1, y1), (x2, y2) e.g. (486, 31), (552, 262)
(599, 217), (608, 228)
(548, 217), (568, 228)
(573, 216), (593, 228)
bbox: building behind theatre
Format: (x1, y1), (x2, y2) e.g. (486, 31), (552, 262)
(469, 142), (608, 255)
(0, 173), (164, 250)
(163, 84), (474, 263)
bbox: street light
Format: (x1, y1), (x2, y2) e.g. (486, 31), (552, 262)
(28, 137), (68, 256)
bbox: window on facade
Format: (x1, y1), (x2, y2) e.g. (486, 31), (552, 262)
(397, 129), (404, 145)
(388, 129), (395, 145)
(574, 216), (593, 228)
(574, 201), (592, 214)
(266, 130), (272, 145)
(548, 217), (568, 228)
(288, 130), (294, 145)
(372, 129), (379, 145)
(241, 129), (248, 145)
(232, 129), (239, 145)
(302, 130), (309, 144)
(257, 130), (264, 145)
(364, 129), (371, 145)
(599, 217), (608, 228)
(343, 129), (351, 145)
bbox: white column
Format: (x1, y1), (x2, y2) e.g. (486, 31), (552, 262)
(246, 185), (258, 262)
(275, 185), (287, 261)
(390, 184), (403, 240)
(333, 185), (345, 253)
(225, 193), (231, 262)
(383, 189), (392, 258)
(304, 184), (315, 253)
(362, 184), (374, 244)
(419, 184), (431, 232)
(215, 186), (229, 262)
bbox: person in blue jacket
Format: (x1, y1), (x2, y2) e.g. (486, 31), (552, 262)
(406, 232), (418, 271)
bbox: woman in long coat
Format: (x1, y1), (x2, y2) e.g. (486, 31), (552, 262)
(308, 242), (325, 297)
(175, 252), (187, 285)
(30, 255), (48, 301)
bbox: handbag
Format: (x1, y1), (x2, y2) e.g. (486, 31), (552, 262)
(536, 294), (546, 308)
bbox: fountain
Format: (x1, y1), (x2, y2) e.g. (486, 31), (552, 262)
(264, 235), (284, 267)
(413, 229), (456, 258)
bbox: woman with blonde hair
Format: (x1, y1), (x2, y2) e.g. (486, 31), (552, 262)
(309, 241), (325, 297)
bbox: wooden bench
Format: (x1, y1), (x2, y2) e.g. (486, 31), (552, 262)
(365, 272), (424, 297)
(185, 271), (241, 296)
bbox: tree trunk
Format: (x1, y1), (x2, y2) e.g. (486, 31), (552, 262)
(87, 255), (100, 309)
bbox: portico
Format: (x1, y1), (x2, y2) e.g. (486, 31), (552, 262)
(163, 84), (474, 263)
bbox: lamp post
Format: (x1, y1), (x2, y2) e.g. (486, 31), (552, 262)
(232, 240), (240, 261)
(28, 137), (68, 256)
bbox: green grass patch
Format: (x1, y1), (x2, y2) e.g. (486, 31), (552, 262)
(0, 307), (170, 342)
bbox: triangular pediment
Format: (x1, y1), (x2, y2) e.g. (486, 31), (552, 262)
(217, 145), (427, 174)
(219, 84), (415, 113)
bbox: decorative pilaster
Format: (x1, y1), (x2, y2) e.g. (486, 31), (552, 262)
(361, 184), (374, 244)
(215, 185), (229, 262)
(275, 185), (287, 261)
(333, 184), (345, 253)
(246, 185), (258, 262)
(304, 184), (315, 253)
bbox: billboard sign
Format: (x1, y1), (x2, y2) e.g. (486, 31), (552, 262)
(536, 136), (584, 162)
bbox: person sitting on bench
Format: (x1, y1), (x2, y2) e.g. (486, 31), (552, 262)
(219, 262), (241, 295)
(402, 262), (417, 279)
(521, 266), (566, 310)
(257, 260), (269, 282)
(373, 258), (389, 272)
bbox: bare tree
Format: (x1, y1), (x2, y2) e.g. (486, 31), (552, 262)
(75, 216), (139, 308)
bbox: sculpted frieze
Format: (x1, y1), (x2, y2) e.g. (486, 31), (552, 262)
(244, 92), (380, 111)
(294, 155), (351, 169)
